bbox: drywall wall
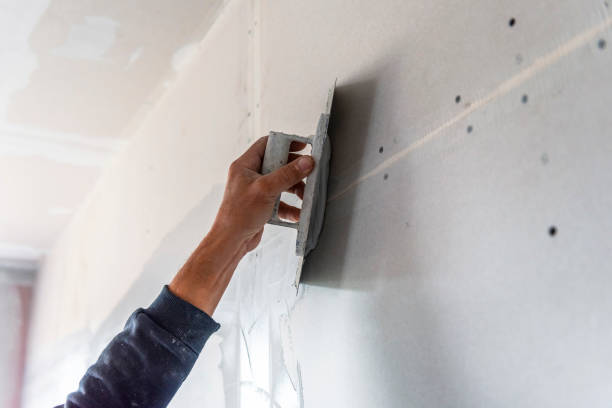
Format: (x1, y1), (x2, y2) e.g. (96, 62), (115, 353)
(24, 0), (612, 407)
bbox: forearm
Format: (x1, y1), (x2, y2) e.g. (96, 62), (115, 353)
(169, 225), (249, 315)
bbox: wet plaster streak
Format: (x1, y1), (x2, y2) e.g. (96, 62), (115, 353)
(227, 227), (308, 407)
(328, 15), (612, 203)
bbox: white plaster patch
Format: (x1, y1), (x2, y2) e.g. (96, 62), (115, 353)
(171, 43), (199, 72)
(217, 228), (306, 407)
(52, 16), (118, 61)
(0, 0), (51, 117)
(126, 46), (144, 69)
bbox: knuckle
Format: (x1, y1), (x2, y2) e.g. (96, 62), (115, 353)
(228, 160), (241, 176)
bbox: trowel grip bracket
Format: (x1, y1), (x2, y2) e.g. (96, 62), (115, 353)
(262, 132), (311, 228)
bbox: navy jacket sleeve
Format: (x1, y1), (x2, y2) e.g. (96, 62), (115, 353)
(59, 285), (220, 408)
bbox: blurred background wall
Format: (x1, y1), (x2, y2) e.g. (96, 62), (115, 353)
(0, 260), (35, 408)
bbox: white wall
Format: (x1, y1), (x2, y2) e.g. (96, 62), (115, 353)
(25, 0), (612, 407)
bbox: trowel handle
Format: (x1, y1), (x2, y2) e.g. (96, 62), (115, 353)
(261, 132), (311, 228)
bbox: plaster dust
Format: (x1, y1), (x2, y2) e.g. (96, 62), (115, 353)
(24, 0), (612, 407)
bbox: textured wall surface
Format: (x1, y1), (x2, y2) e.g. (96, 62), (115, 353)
(25, 0), (612, 407)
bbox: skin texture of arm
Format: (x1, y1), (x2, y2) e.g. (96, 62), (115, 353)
(169, 136), (313, 314)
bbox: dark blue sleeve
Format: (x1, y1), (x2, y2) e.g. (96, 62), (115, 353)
(59, 285), (220, 408)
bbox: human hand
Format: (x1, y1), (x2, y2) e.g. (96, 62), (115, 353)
(210, 136), (314, 252)
(169, 136), (314, 315)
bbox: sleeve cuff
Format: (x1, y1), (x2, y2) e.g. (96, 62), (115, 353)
(145, 285), (221, 354)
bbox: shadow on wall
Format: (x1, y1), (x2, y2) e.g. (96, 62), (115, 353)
(294, 71), (473, 406)
(300, 76), (378, 290)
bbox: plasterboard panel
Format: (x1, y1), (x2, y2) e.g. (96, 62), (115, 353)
(291, 16), (612, 408)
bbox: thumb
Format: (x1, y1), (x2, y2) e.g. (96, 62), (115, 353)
(258, 156), (314, 197)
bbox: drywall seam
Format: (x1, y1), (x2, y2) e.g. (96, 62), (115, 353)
(249, 0), (262, 142)
(328, 15), (612, 203)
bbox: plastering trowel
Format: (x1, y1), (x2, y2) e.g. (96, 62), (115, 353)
(261, 83), (335, 287)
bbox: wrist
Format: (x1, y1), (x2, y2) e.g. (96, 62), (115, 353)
(205, 222), (251, 259)
(169, 226), (249, 315)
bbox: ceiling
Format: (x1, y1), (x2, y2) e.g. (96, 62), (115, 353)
(0, 0), (224, 267)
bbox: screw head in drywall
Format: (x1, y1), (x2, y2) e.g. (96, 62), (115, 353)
(515, 54), (523, 64)
(598, 38), (607, 49)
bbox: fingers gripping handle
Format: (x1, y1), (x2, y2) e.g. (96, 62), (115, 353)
(262, 132), (310, 228)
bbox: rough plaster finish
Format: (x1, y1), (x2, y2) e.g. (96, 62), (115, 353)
(25, 0), (612, 407)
